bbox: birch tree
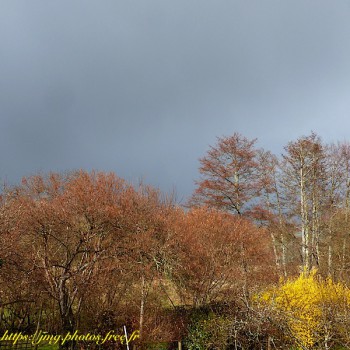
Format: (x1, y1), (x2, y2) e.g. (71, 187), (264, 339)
(281, 133), (326, 272)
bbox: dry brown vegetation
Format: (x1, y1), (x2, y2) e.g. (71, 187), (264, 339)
(3, 132), (350, 349)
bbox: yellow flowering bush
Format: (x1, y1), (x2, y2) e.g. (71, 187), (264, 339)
(258, 269), (350, 349)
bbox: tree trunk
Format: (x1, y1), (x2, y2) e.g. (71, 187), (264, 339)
(58, 277), (77, 350)
(300, 166), (310, 272)
(139, 275), (146, 340)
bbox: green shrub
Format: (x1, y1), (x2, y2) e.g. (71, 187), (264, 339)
(184, 310), (231, 350)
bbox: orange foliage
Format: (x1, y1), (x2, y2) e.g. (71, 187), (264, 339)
(168, 206), (275, 305)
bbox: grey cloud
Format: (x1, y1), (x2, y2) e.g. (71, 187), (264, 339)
(1, 1), (350, 198)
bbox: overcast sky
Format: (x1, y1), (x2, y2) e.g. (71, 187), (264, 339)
(1, 1), (350, 202)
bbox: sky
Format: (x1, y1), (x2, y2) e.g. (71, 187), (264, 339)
(1, 1), (350, 202)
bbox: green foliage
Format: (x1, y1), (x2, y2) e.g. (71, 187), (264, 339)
(184, 309), (231, 350)
(37, 344), (59, 350)
(145, 342), (169, 350)
(184, 311), (211, 350)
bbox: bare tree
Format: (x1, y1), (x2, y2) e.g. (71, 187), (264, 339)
(281, 132), (326, 272)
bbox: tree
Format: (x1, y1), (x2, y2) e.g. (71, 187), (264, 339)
(254, 149), (293, 277)
(116, 184), (177, 340)
(1, 171), (134, 349)
(0, 170), (182, 348)
(168, 207), (274, 306)
(323, 142), (350, 279)
(281, 132), (326, 272)
(189, 133), (262, 215)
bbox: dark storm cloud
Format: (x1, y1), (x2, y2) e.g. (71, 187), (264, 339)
(1, 1), (350, 199)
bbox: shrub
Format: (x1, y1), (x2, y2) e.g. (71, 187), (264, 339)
(257, 269), (350, 349)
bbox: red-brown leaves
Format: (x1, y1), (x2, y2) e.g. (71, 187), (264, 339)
(168, 206), (274, 306)
(190, 133), (262, 215)
(0, 169), (275, 337)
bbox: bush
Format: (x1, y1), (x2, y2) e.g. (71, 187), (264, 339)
(184, 308), (235, 350)
(257, 269), (350, 349)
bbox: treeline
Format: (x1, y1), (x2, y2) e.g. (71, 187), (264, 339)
(1, 132), (350, 350)
(191, 132), (350, 280)
(0, 171), (273, 349)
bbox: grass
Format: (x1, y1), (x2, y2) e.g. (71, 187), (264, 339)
(36, 344), (59, 350)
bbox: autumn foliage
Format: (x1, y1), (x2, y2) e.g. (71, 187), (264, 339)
(190, 133), (262, 215)
(168, 207), (274, 306)
(3, 131), (350, 349)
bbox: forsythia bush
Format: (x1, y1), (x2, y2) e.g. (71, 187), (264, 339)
(258, 269), (350, 349)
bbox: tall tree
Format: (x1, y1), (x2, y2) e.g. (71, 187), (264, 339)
(254, 149), (293, 277)
(281, 133), (326, 272)
(190, 133), (261, 215)
(322, 142), (350, 278)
